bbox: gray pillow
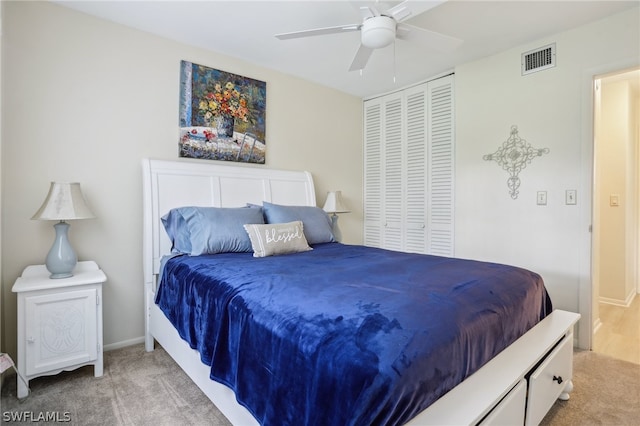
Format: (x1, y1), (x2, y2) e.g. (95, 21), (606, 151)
(244, 221), (312, 257)
(161, 206), (264, 255)
(262, 202), (335, 244)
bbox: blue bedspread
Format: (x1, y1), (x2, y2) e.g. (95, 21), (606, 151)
(157, 243), (551, 426)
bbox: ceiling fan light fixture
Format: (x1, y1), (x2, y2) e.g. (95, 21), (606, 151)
(361, 16), (396, 49)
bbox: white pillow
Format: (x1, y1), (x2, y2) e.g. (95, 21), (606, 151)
(243, 221), (312, 257)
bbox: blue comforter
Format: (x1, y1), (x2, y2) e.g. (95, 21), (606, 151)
(157, 243), (551, 426)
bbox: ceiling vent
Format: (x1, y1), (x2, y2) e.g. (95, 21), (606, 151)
(522, 43), (556, 75)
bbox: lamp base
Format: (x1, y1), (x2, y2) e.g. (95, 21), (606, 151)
(330, 213), (343, 242)
(49, 271), (74, 279)
(45, 221), (77, 279)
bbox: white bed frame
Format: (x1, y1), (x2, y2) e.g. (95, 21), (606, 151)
(142, 158), (581, 426)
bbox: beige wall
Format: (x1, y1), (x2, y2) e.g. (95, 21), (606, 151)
(596, 73), (639, 305)
(0, 1), (363, 358)
(454, 7), (639, 347)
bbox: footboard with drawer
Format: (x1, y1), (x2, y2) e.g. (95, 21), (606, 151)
(407, 310), (580, 425)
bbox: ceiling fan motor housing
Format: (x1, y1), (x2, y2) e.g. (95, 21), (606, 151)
(361, 15), (396, 49)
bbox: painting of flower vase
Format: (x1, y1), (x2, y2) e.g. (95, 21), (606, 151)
(179, 60), (266, 164)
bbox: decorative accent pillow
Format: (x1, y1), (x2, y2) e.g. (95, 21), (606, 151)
(243, 221), (312, 257)
(262, 202), (335, 244)
(161, 206), (264, 255)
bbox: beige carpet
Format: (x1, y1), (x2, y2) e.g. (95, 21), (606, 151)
(1, 345), (639, 425)
(540, 350), (640, 425)
(1, 344), (230, 426)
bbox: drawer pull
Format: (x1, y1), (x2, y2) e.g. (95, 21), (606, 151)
(553, 375), (563, 384)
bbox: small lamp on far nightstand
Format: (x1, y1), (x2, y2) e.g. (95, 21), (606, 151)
(31, 182), (95, 279)
(323, 190), (350, 242)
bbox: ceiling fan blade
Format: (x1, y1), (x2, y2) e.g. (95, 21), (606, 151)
(275, 24), (360, 40)
(359, 5), (378, 20)
(396, 23), (462, 52)
(349, 1), (382, 19)
(349, 44), (374, 72)
(387, 0), (448, 23)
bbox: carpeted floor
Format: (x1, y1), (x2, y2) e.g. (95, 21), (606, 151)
(1, 344), (639, 425)
(539, 350), (640, 425)
(1, 344), (230, 426)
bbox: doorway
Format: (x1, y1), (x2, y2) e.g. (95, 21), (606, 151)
(591, 67), (640, 365)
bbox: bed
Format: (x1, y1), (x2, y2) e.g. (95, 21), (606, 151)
(142, 158), (580, 425)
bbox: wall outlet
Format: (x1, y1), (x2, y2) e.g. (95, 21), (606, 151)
(537, 191), (547, 205)
(566, 190), (577, 205)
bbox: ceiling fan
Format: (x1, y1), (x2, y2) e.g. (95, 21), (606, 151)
(275, 1), (462, 72)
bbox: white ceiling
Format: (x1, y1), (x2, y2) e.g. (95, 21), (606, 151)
(56, 0), (639, 98)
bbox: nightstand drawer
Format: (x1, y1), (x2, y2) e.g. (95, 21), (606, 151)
(480, 379), (526, 426)
(525, 335), (573, 426)
(24, 288), (98, 376)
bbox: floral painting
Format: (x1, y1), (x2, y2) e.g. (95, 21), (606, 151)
(179, 61), (266, 163)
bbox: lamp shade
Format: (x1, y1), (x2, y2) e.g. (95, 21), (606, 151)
(322, 191), (350, 214)
(31, 182), (95, 279)
(31, 182), (95, 221)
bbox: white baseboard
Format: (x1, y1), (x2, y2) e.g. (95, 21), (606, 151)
(599, 291), (637, 307)
(103, 336), (145, 352)
(592, 317), (602, 335)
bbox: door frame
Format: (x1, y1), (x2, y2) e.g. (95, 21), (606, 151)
(579, 59), (640, 350)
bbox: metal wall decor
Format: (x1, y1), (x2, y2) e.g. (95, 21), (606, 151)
(483, 125), (549, 199)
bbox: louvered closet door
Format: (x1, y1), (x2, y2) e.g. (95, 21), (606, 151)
(382, 94), (404, 251)
(404, 85), (428, 253)
(363, 75), (454, 255)
(364, 92), (405, 250)
(427, 76), (455, 256)
(363, 100), (382, 247)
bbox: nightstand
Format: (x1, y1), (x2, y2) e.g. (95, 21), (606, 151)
(12, 261), (106, 398)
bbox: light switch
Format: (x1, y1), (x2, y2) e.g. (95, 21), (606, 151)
(537, 191), (547, 205)
(566, 190), (577, 205)
(610, 194), (620, 207)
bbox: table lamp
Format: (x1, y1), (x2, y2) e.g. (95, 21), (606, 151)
(31, 182), (95, 279)
(323, 191), (350, 241)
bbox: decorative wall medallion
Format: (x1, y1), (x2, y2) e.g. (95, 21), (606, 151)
(483, 126), (549, 199)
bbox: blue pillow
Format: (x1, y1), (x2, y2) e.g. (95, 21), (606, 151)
(262, 202), (335, 244)
(161, 206), (264, 255)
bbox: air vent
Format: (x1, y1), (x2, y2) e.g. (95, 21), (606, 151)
(522, 43), (556, 75)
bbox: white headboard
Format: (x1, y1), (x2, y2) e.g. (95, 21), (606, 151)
(141, 158), (316, 286)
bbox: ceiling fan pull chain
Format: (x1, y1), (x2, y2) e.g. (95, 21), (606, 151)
(393, 40), (397, 83)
